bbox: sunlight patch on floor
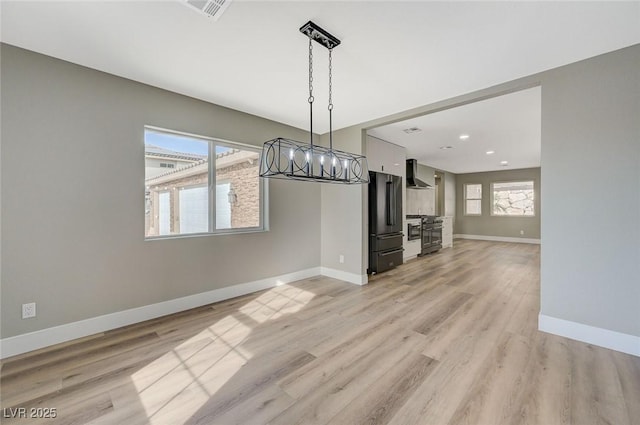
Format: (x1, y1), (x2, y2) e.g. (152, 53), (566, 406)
(122, 284), (315, 424)
(239, 285), (316, 323)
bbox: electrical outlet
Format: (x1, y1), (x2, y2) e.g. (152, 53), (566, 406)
(520, 230), (525, 235)
(22, 302), (36, 319)
(339, 254), (345, 264)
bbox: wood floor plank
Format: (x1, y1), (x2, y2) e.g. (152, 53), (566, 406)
(385, 309), (510, 425)
(192, 350), (315, 424)
(447, 331), (534, 425)
(569, 340), (633, 425)
(506, 292), (539, 340)
(2, 240), (639, 425)
(507, 332), (572, 425)
(278, 314), (409, 398)
(412, 291), (473, 336)
(302, 302), (409, 357)
(2, 331), (160, 395)
(269, 330), (428, 425)
(420, 275), (524, 361)
(611, 350), (640, 423)
(206, 385), (295, 425)
(327, 352), (438, 425)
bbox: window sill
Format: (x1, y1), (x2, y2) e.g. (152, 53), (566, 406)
(145, 227), (268, 241)
(490, 214), (536, 218)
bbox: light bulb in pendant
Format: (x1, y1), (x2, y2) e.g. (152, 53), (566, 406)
(288, 148), (295, 175)
(304, 151), (311, 175)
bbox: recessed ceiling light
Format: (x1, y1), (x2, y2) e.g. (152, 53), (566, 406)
(434, 174), (438, 178)
(500, 160), (509, 166)
(459, 134), (470, 140)
(486, 150), (495, 155)
(393, 163), (400, 166)
(439, 146), (454, 150)
(403, 127), (422, 134)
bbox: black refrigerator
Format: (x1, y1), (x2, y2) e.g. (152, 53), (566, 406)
(368, 171), (404, 274)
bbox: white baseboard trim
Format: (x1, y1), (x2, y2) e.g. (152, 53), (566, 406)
(320, 267), (368, 286)
(539, 314), (640, 357)
(454, 234), (541, 244)
(0, 267), (321, 359)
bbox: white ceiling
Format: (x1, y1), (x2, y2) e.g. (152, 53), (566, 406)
(1, 1), (639, 137)
(369, 86), (541, 174)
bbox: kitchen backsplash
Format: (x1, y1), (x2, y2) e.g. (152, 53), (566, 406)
(406, 188), (435, 215)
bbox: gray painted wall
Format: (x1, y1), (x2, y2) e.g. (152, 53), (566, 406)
(320, 127), (367, 276)
(455, 168), (541, 239)
(540, 45), (640, 337)
(1, 44), (321, 338)
(443, 171), (456, 219)
(435, 172), (444, 216)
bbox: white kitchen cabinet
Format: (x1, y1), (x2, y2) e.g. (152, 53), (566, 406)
(404, 239), (421, 259)
(404, 218), (422, 259)
(366, 136), (405, 177)
(365, 136), (383, 173)
(441, 216), (453, 248)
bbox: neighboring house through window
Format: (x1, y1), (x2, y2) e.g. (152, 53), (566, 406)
(464, 183), (482, 215)
(144, 127), (266, 238)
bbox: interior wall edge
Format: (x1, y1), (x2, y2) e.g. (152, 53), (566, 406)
(320, 267), (368, 286)
(453, 234), (541, 245)
(538, 313), (640, 357)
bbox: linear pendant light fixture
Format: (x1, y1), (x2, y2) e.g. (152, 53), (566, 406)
(259, 21), (369, 184)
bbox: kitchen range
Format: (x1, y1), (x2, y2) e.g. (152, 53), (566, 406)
(407, 215), (443, 256)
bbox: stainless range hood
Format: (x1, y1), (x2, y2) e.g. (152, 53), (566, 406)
(406, 159), (432, 189)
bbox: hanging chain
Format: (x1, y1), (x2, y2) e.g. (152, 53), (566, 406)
(308, 37), (314, 104)
(328, 48), (334, 151)
(308, 36), (314, 148)
(328, 48), (333, 111)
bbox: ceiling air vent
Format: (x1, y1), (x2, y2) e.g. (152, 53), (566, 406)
(402, 127), (422, 134)
(183, 0), (233, 21)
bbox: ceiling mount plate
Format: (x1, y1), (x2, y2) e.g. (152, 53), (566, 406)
(299, 21), (341, 50)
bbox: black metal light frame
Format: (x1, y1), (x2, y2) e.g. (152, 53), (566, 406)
(299, 21), (341, 49)
(260, 137), (368, 184)
(259, 21), (369, 185)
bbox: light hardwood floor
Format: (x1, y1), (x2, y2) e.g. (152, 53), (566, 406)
(1, 240), (639, 424)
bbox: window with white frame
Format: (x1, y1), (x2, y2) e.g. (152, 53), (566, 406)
(464, 183), (482, 215)
(491, 181), (535, 216)
(144, 127), (266, 238)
